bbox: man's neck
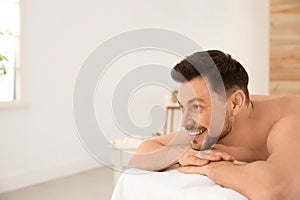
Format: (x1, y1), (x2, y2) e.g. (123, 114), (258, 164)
(219, 101), (256, 145)
(237, 101), (255, 121)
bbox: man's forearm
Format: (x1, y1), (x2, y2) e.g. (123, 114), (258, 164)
(128, 142), (187, 171)
(207, 161), (281, 200)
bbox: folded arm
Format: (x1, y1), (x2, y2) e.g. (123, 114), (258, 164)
(128, 132), (190, 171)
(129, 131), (237, 171)
(179, 160), (279, 199)
(179, 115), (300, 200)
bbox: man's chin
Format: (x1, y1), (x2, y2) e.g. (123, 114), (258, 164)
(190, 140), (202, 150)
(190, 133), (219, 150)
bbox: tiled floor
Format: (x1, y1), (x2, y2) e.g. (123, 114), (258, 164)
(0, 167), (115, 200)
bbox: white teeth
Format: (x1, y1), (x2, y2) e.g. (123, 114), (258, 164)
(189, 131), (199, 136)
(189, 129), (205, 136)
(188, 129), (206, 136)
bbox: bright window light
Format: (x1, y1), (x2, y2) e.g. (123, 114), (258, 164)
(0, 0), (20, 102)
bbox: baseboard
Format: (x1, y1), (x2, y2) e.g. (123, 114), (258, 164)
(0, 158), (102, 193)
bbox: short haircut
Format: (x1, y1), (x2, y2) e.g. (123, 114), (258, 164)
(171, 50), (250, 104)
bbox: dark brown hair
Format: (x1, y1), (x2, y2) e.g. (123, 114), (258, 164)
(171, 50), (250, 104)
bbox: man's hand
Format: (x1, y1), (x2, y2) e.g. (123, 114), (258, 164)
(178, 160), (234, 177)
(178, 146), (235, 167)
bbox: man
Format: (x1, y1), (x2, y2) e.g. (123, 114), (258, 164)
(128, 50), (300, 200)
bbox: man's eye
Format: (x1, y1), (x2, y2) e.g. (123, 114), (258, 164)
(193, 105), (201, 110)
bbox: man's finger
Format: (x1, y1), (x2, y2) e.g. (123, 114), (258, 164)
(212, 151), (235, 161)
(198, 151), (222, 161)
(180, 156), (209, 166)
(223, 155), (235, 161)
(197, 150), (235, 161)
(205, 154), (223, 161)
(193, 157), (209, 166)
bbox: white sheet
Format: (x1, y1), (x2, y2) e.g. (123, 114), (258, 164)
(111, 167), (247, 200)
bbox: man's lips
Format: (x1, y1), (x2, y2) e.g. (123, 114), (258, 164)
(188, 129), (207, 141)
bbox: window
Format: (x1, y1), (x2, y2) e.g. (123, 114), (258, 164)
(0, 0), (20, 102)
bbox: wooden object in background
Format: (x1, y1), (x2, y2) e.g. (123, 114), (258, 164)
(270, 0), (300, 95)
(163, 105), (180, 135)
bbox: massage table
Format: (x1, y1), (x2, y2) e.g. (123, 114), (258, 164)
(111, 166), (248, 200)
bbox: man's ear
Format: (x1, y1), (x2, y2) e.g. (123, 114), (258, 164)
(228, 90), (246, 115)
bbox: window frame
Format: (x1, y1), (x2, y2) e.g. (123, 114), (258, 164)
(0, 0), (29, 108)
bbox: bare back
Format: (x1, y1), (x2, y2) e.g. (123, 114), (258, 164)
(216, 95), (300, 162)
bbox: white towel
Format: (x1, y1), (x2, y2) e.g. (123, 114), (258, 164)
(111, 167), (248, 200)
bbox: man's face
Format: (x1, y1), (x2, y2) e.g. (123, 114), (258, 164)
(177, 77), (231, 150)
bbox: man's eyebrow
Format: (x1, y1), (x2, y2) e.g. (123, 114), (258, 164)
(178, 98), (205, 105)
(188, 98), (205, 104)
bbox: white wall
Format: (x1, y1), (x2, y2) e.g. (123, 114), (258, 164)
(0, 0), (269, 193)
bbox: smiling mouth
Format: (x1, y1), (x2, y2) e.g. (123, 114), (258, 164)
(188, 128), (207, 141)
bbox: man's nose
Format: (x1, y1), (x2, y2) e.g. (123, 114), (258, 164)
(181, 111), (194, 128)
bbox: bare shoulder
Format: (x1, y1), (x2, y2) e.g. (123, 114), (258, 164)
(267, 113), (300, 155)
(255, 95), (300, 197)
(266, 114), (300, 199)
(250, 94), (277, 101)
(251, 94), (300, 114)
(257, 94), (300, 154)
(250, 94), (300, 102)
